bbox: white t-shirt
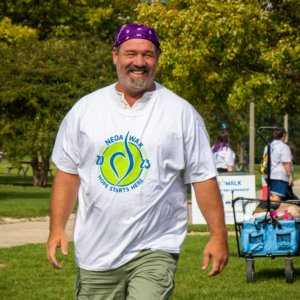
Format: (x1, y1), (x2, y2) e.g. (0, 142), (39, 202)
(52, 82), (217, 271)
(212, 146), (234, 169)
(263, 140), (291, 182)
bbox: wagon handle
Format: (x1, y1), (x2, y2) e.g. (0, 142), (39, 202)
(257, 126), (281, 145)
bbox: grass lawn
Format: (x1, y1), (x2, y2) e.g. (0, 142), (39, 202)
(187, 224), (235, 233)
(0, 236), (299, 300)
(0, 184), (78, 218)
(0, 185), (52, 218)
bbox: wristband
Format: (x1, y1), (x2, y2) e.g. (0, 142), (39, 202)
(289, 176), (293, 178)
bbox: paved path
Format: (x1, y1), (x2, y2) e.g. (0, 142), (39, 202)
(1, 179), (300, 248)
(0, 215), (75, 248)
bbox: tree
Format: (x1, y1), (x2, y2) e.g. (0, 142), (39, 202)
(136, 0), (269, 146)
(229, 0), (300, 114)
(136, 0), (300, 115)
(0, 0), (140, 40)
(0, 38), (117, 186)
(0, 17), (37, 47)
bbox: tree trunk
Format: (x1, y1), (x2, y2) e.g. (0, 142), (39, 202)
(31, 155), (50, 187)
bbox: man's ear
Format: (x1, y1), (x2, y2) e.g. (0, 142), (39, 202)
(112, 47), (118, 65)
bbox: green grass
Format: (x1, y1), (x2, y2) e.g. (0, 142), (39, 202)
(0, 185), (77, 218)
(0, 185), (52, 218)
(0, 236), (299, 300)
(187, 224), (235, 233)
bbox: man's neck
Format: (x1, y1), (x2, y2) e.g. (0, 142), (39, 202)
(115, 82), (156, 107)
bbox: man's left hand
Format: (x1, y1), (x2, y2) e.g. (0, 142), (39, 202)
(202, 235), (229, 277)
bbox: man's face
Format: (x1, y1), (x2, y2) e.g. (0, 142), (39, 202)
(112, 39), (159, 92)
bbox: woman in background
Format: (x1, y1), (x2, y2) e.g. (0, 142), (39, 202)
(212, 131), (234, 173)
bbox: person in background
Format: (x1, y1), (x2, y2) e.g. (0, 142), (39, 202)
(255, 128), (292, 213)
(262, 127), (292, 202)
(212, 131), (234, 173)
(242, 150), (249, 171)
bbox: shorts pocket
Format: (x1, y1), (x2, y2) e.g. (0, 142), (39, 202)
(74, 278), (81, 300)
(160, 269), (174, 300)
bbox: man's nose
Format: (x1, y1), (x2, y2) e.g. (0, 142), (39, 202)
(132, 54), (146, 68)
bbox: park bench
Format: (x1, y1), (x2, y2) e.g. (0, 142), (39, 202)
(6, 166), (23, 176)
(19, 160), (54, 177)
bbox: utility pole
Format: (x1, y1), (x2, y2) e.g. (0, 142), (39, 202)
(284, 114), (288, 142)
(249, 102), (255, 175)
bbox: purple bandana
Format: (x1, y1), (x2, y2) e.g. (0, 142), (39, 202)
(111, 23), (161, 53)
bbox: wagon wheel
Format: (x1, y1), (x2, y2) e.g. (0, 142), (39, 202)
(246, 259), (254, 283)
(285, 258), (293, 283)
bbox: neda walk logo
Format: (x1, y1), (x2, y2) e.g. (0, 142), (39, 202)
(96, 132), (150, 193)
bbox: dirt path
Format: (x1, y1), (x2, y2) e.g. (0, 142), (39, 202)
(1, 179), (300, 248)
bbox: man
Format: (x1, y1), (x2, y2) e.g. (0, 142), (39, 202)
(46, 24), (229, 300)
(242, 150), (249, 171)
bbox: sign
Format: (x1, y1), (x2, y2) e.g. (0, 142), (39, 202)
(191, 175), (256, 224)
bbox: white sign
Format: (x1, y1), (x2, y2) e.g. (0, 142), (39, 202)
(192, 175), (256, 224)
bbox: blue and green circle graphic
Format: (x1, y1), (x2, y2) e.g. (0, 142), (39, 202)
(97, 132), (150, 188)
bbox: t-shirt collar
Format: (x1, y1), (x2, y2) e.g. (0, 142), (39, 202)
(112, 83), (155, 112)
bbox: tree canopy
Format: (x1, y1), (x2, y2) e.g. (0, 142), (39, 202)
(0, 37), (117, 185)
(136, 0), (300, 115)
(0, 0), (140, 40)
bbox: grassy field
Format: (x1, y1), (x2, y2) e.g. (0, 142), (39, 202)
(0, 236), (299, 300)
(0, 185), (52, 218)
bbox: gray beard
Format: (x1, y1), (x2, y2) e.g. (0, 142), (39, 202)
(117, 69), (149, 90)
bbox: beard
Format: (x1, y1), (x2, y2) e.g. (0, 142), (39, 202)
(116, 64), (156, 90)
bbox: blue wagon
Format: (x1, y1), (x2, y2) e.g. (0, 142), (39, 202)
(232, 127), (300, 283)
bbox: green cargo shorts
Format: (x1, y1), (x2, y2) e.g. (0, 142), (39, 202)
(74, 249), (179, 300)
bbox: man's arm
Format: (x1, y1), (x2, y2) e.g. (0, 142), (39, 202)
(282, 162), (293, 186)
(193, 177), (229, 277)
(46, 169), (80, 269)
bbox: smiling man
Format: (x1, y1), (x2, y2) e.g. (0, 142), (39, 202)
(46, 24), (229, 300)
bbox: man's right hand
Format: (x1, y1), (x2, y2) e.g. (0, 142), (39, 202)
(46, 230), (69, 269)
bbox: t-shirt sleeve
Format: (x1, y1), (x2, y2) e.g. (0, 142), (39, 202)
(224, 149), (234, 166)
(51, 114), (80, 174)
(184, 118), (218, 184)
(281, 145), (292, 163)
